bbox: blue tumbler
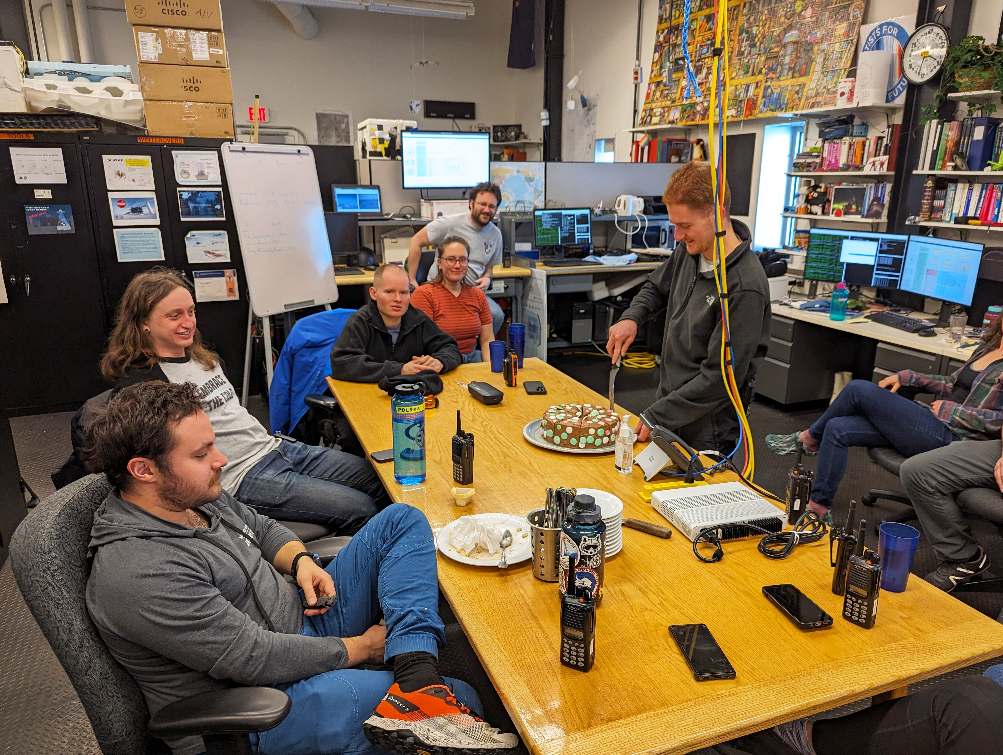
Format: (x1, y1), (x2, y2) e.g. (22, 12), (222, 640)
(489, 340), (505, 372)
(878, 522), (920, 592)
(508, 323), (526, 366)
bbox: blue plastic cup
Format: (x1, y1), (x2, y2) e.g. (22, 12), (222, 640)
(489, 340), (505, 373)
(878, 522), (921, 592)
(508, 323), (525, 366)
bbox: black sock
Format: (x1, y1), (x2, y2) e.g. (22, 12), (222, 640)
(392, 651), (443, 692)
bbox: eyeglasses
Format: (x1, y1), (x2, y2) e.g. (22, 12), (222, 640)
(441, 256), (469, 266)
(473, 201), (497, 211)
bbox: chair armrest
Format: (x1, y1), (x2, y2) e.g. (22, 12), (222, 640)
(311, 535), (353, 563)
(305, 393), (338, 411)
(148, 687), (290, 738)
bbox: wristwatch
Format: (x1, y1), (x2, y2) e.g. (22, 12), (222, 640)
(291, 551), (322, 578)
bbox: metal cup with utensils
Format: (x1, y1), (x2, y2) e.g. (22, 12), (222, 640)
(528, 509), (560, 581)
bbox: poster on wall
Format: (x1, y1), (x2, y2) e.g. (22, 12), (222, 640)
(856, 16), (915, 107)
(173, 150), (222, 185)
(24, 204), (75, 235)
(178, 188), (225, 221)
(114, 228), (165, 262)
(109, 192), (160, 226)
(185, 230), (231, 263)
(102, 154), (156, 190)
(10, 147), (67, 184)
(193, 269), (239, 302)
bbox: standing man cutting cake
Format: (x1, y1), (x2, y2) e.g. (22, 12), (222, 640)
(605, 162), (771, 454)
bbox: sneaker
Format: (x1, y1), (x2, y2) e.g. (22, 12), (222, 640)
(765, 432), (816, 456)
(772, 719), (816, 755)
(364, 683), (519, 753)
(925, 549), (990, 593)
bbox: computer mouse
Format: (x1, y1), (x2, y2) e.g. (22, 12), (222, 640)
(918, 328), (937, 337)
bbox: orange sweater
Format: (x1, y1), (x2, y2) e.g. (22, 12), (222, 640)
(411, 282), (491, 354)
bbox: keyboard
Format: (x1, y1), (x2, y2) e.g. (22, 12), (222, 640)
(541, 258), (587, 267)
(866, 310), (935, 333)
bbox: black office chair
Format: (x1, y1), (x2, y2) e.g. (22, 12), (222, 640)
(954, 486), (1003, 593)
(10, 475), (291, 754)
(416, 250), (436, 284)
(862, 447), (914, 510)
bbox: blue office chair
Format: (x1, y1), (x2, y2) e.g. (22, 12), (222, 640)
(269, 308), (356, 439)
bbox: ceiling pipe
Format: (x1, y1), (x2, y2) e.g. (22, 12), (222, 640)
(272, 2), (320, 39)
(70, 0), (94, 63)
(47, 0), (74, 61)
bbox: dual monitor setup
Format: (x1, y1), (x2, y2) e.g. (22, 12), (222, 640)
(804, 228), (984, 309)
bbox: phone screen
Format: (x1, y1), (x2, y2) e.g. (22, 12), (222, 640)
(668, 623), (736, 681)
(762, 584), (830, 625)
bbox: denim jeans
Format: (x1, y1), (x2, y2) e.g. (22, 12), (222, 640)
(461, 349), (483, 364)
(236, 439), (390, 533)
(986, 663), (1003, 688)
(808, 380), (954, 507)
(253, 503), (481, 755)
(486, 296), (504, 336)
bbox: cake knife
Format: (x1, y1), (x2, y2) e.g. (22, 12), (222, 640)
(608, 360), (621, 411)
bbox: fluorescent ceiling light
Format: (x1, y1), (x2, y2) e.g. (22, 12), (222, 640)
(281, 0), (475, 19)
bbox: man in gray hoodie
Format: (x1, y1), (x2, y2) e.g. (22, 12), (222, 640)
(606, 162), (771, 454)
(84, 380), (517, 755)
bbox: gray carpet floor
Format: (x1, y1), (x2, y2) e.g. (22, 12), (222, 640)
(2, 358), (1001, 753)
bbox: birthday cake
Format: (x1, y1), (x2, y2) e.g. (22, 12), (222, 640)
(540, 403), (620, 448)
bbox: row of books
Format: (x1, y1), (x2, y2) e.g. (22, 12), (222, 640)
(629, 137), (693, 163)
(917, 117), (1001, 172)
(923, 181), (1003, 224)
(789, 124), (902, 174)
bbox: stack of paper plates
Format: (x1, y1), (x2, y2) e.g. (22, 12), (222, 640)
(578, 488), (623, 558)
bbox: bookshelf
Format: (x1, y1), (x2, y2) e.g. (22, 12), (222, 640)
(782, 212), (887, 224)
(946, 90), (1000, 102)
(625, 124), (690, 134)
(787, 171), (892, 178)
(915, 170), (1003, 177)
(794, 103), (903, 119)
(913, 220), (1003, 233)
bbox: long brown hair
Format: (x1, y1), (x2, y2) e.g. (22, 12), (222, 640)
(428, 236), (472, 284)
(100, 267), (218, 381)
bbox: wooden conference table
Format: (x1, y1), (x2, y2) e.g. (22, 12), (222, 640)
(329, 359), (1003, 754)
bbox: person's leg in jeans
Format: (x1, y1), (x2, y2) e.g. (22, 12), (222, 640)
(461, 349), (483, 364)
(806, 677), (1003, 755)
(899, 440), (1000, 564)
(986, 664), (1003, 688)
(486, 296), (504, 336)
(254, 504), (486, 754)
(236, 439), (390, 533)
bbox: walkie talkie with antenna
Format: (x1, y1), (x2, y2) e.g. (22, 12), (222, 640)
(451, 410), (474, 485)
(842, 519), (882, 628)
(830, 498), (858, 595)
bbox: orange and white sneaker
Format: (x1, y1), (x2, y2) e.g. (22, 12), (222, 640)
(363, 682), (519, 753)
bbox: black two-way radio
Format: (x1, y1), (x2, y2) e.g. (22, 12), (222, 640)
(829, 498), (858, 595)
(842, 519), (881, 629)
(785, 449), (814, 524)
(451, 410), (474, 485)
(560, 575), (596, 672)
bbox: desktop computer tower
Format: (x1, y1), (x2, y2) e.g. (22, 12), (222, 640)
(571, 301), (594, 344)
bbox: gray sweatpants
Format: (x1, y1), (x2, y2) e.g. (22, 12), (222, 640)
(899, 440), (1001, 563)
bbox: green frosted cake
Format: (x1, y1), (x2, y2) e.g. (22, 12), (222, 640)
(540, 403), (620, 449)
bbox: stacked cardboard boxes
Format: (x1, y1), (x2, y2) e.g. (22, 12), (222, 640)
(126, 0), (234, 138)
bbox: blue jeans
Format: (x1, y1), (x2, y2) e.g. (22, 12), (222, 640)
(254, 503), (482, 755)
(487, 296), (504, 336)
(986, 664), (1003, 688)
(236, 439), (390, 533)
(461, 349), (483, 364)
(808, 380), (954, 507)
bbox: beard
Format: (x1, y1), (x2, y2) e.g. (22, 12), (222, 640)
(158, 464), (222, 512)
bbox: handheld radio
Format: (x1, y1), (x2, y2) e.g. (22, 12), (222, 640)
(841, 519), (881, 629)
(560, 586), (596, 671)
(503, 349), (518, 387)
(785, 449), (814, 524)
(829, 498), (858, 595)
(451, 410), (474, 485)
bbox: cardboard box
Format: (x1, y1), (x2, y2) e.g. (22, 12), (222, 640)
(133, 26), (227, 67)
(126, 0), (223, 31)
(139, 63), (231, 103)
(144, 100), (234, 138)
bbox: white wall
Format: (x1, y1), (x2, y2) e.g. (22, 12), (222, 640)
(35, 0), (544, 145)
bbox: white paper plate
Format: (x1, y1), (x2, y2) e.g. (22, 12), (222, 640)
(435, 513), (532, 567)
(577, 488), (625, 520)
(523, 419), (615, 455)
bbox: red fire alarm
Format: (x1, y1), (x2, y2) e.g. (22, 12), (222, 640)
(248, 106), (269, 123)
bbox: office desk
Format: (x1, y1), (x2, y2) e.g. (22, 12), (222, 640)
(335, 265), (531, 321)
(329, 360), (1003, 754)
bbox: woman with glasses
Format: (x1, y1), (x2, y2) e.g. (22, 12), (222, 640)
(411, 236), (493, 363)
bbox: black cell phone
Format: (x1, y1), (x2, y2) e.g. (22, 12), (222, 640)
(369, 448), (394, 463)
(524, 380), (547, 395)
(762, 584), (833, 631)
(301, 594), (335, 609)
(668, 623), (736, 681)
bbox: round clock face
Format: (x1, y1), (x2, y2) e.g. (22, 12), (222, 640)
(903, 23), (950, 85)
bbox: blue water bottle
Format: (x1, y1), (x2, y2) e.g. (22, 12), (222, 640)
(559, 494), (606, 604)
(830, 281), (849, 322)
(391, 384), (426, 484)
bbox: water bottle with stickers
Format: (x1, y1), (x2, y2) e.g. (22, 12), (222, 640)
(391, 384), (425, 484)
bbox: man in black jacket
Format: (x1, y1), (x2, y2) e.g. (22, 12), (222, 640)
(606, 162), (771, 453)
(331, 264), (462, 382)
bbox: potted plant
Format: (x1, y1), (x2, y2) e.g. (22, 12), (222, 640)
(925, 35), (1003, 119)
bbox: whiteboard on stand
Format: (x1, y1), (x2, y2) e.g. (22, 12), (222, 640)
(221, 143), (338, 317)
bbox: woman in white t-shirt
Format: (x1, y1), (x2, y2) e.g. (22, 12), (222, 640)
(98, 268), (389, 533)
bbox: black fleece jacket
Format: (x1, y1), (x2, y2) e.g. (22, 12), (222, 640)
(330, 301), (462, 383)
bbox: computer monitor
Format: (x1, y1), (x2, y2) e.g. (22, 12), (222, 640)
(901, 236), (983, 306)
(400, 130), (490, 189)
(533, 208), (593, 249)
(803, 229), (909, 289)
(332, 184), (382, 214)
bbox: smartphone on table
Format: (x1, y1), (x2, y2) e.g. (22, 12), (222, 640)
(668, 623), (736, 681)
(762, 584), (833, 631)
(369, 449), (394, 463)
